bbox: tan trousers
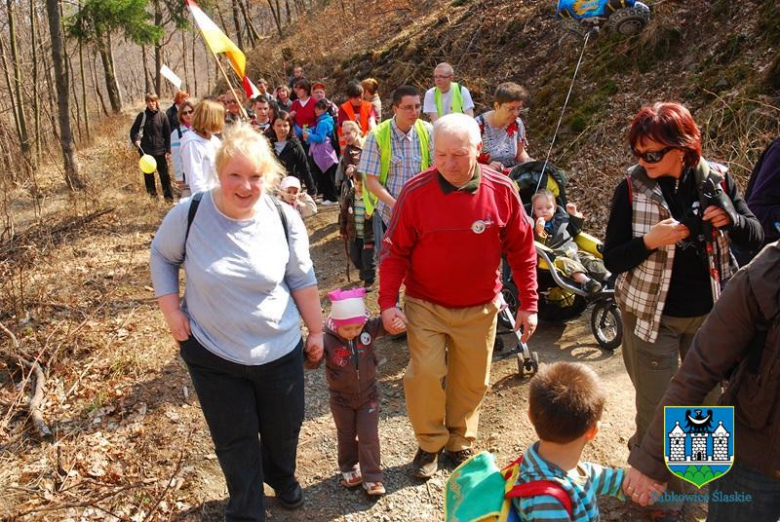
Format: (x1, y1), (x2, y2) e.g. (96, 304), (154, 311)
(403, 296), (499, 453)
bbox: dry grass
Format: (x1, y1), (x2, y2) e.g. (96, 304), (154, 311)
(0, 109), (187, 520)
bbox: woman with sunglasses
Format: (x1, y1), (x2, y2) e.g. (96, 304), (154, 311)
(171, 100), (195, 198)
(603, 102), (762, 522)
(475, 82), (531, 172)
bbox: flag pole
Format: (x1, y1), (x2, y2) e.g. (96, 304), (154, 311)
(211, 52), (249, 120)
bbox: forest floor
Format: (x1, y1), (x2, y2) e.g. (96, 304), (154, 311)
(0, 115), (709, 521)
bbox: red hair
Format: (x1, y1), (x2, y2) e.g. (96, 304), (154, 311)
(628, 102), (702, 167)
(174, 91), (190, 105)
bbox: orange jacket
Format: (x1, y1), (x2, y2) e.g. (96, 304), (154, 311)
(338, 101), (373, 142)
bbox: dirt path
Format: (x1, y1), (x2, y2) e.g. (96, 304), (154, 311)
(0, 119), (706, 521)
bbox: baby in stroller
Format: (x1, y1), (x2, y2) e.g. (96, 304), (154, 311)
(531, 189), (609, 295)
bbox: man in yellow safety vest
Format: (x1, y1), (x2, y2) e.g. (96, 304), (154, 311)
(423, 63), (475, 123)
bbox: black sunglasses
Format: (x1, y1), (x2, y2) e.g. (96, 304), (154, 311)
(632, 146), (674, 164)
(181, 110), (193, 115)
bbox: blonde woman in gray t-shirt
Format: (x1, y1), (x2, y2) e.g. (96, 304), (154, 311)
(151, 122), (323, 521)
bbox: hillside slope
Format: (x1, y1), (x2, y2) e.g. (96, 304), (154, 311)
(248, 0), (780, 226)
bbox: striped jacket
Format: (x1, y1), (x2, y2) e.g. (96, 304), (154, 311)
(615, 159), (736, 343)
(513, 442), (625, 521)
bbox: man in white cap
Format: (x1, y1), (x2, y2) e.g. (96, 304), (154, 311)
(379, 113), (538, 479)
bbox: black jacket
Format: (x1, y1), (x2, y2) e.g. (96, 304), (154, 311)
(130, 108), (171, 156)
(630, 240), (780, 482)
(273, 139), (316, 195)
(165, 104), (178, 131)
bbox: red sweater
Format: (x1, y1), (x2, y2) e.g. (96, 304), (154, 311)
(378, 166), (538, 311)
(290, 97), (317, 130)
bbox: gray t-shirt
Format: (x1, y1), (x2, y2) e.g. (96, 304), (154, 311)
(150, 191), (317, 365)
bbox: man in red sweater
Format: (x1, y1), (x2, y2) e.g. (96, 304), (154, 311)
(379, 113), (538, 479)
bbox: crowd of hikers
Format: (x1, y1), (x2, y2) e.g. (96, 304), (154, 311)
(142, 62), (780, 522)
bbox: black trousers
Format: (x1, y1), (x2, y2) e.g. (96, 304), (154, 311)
(141, 152), (173, 201)
(349, 238), (376, 284)
(180, 337), (305, 522)
(311, 161), (338, 202)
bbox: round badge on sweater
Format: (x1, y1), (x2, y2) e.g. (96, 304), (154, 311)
(471, 220), (486, 234)
(360, 332), (372, 345)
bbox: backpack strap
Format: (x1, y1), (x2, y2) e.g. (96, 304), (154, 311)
(183, 192), (205, 259)
(506, 480), (574, 518)
(271, 196), (290, 242)
(625, 174), (633, 204)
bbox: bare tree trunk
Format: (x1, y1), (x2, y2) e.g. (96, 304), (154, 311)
(231, 0), (244, 51)
(45, 0), (84, 189)
(141, 45), (152, 94)
(239, 0), (260, 47)
(90, 47), (109, 117)
(79, 37), (90, 140)
(285, 0), (292, 24)
(267, 0), (283, 37)
(153, 0), (163, 96)
(0, 34), (22, 153)
(191, 31), (198, 97)
(30, 0), (42, 159)
(181, 30), (189, 93)
(6, 0), (31, 161)
(67, 46), (83, 142)
(98, 32), (122, 113)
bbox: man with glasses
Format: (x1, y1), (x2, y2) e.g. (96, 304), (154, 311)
(359, 85), (434, 255)
(423, 63), (475, 123)
(222, 92), (243, 125)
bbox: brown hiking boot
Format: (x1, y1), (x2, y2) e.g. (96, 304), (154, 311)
(445, 448), (474, 466)
(412, 448), (441, 479)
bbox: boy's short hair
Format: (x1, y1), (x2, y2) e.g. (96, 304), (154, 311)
(315, 99), (330, 111)
(531, 189), (556, 207)
(529, 362), (606, 444)
(346, 80), (364, 99)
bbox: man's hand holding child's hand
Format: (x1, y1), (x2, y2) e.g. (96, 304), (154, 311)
(381, 308), (407, 335)
(622, 467), (666, 506)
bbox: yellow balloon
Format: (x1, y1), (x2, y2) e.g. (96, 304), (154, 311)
(139, 154), (157, 174)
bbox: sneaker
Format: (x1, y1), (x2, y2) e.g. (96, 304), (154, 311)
(412, 448), (441, 479)
(341, 469), (362, 488)
(650, 509), (683, 522)
(276, 482), (304, 510)
(583, 279), (602, 295)
(363, 481), (386, 496)
(321, 200), (338, 206)
(444, 448), (474, 466)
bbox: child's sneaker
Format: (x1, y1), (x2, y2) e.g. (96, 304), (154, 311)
(363, 481), (385, 496)
(583, 279), (602, 295)
(341, 469), (362, 488)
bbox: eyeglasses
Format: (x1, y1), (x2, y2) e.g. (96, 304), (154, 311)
(434, 74), (453, 79)
(398, 104), (422, 111)
(632, 146), (674, 164)
(501, 104), (523, 114)
(226, 100), (238, 105)
(181, 110), (193, 115)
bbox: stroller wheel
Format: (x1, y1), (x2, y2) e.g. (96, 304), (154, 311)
(518, 352), (539, 376)
(590, 300), (623, 351)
